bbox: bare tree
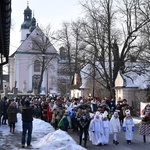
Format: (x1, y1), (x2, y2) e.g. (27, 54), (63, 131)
(28, 24), (58, 94)
(53, 21), (87, 96)
(78, 0), (150, 98)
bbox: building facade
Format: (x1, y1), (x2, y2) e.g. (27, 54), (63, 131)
(8, 4), (58, 95)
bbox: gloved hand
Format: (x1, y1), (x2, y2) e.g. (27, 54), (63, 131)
(132, 126), (134, 131)
(122, 127), (126, 132)
(92, 131), (95, 133)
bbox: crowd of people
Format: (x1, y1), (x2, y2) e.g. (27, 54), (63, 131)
(0, 95), (150, 148)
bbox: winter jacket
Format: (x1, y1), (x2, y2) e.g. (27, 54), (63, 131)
(22, 106), (34, 122)
(76, 112), (90, 128)
(7, 105), (18, 124)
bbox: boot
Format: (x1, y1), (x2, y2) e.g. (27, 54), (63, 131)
(12, 127), (15, 133)
(128, 140), (131, 145)
(79, 137), (82, 145)
(10, 124), (12, 132)
(2, 118), (4, 125)
(84, 138), (87, 148)
(113, 140), (116, 144)
(115, 141), (119, 145)
(143, 135), (146, 143)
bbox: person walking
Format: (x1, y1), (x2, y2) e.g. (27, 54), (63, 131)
(2, 96), (9, 125)
(76, 107), (90, 148)
(7, 101), (18, 133)
(21, 100), (34, 148)
(58, 110), (71, 132)
(41, 100), (48, 122)
(101, 111), (110, 145)
(139, 104), (150, 143)
(109, 111), (121, 145)
(70, 105), (78, 132)
(47, 102), (52, 123)
(89, 111), (103, 146)
(122, 109), (134, 144)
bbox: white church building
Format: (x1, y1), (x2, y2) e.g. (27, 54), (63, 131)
(8, 5), (59, 95)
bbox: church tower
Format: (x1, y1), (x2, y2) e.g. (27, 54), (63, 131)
(21, 2), (36, 42)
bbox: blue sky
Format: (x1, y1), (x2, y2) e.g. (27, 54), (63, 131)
(10, 0), (82, 55)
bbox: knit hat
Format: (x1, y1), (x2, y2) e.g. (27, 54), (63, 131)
(114, 111), (118, 115)
(125, 109), (130, 115)
(102, 111), (108, 118)
(95, 111), (100, 116)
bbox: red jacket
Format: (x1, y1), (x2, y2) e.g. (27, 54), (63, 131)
(47, 105), (52, 120)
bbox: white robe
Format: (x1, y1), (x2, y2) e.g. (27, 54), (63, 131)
(89, 117), (103, 145)
(102, 119), (110, 144)
(123, 117), (134, 140)
(110, 115), (121, 133)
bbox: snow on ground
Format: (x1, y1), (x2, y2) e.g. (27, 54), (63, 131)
(0, 113), (86, 150)
(0, 113), (141, 150)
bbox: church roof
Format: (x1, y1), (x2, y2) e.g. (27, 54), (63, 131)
(29, 17), (36, 32)
(24, 6), (32, 14)
(12, 26), (58, 55)
(115, 65), (150, 89)
(21, 20), (32, 29)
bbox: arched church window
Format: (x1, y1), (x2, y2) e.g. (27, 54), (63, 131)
(34, 60), (40, 72)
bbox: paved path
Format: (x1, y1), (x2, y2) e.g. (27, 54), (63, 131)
(68, 124), (150, 150)
(0, 120), (150, 150)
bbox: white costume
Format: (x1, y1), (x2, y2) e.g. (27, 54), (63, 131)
(110, 114), (121, 133)
(102, 111), (110, 144)
(122, 109), (134, 144)
(110, 111), (121, 144)
(89, 112), (103, 145)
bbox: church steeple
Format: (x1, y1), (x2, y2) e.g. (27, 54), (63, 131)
(21, 2), (37, 42)
(21, 2), (32, 29)
(29, 12), (36, 32)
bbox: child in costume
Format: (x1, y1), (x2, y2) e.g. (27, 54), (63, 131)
(101, 111), (110, 145)
(122, 109), (134, 144)
(110, 110), (121, 145)
(89, 111), (103, 146)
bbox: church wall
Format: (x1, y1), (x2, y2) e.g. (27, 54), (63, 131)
(16, 53), (32, 92)
(9, 57), (16, 91)
(115, 87), (137, 106)
(115, 88), (123, 102)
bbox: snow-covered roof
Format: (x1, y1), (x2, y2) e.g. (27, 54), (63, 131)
(80, 61), (150, 89)
(122, 72), (150, 89)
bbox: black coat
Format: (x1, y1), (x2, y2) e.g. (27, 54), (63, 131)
(22, 106), (34, 122)
(7, 106), (18, 124)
